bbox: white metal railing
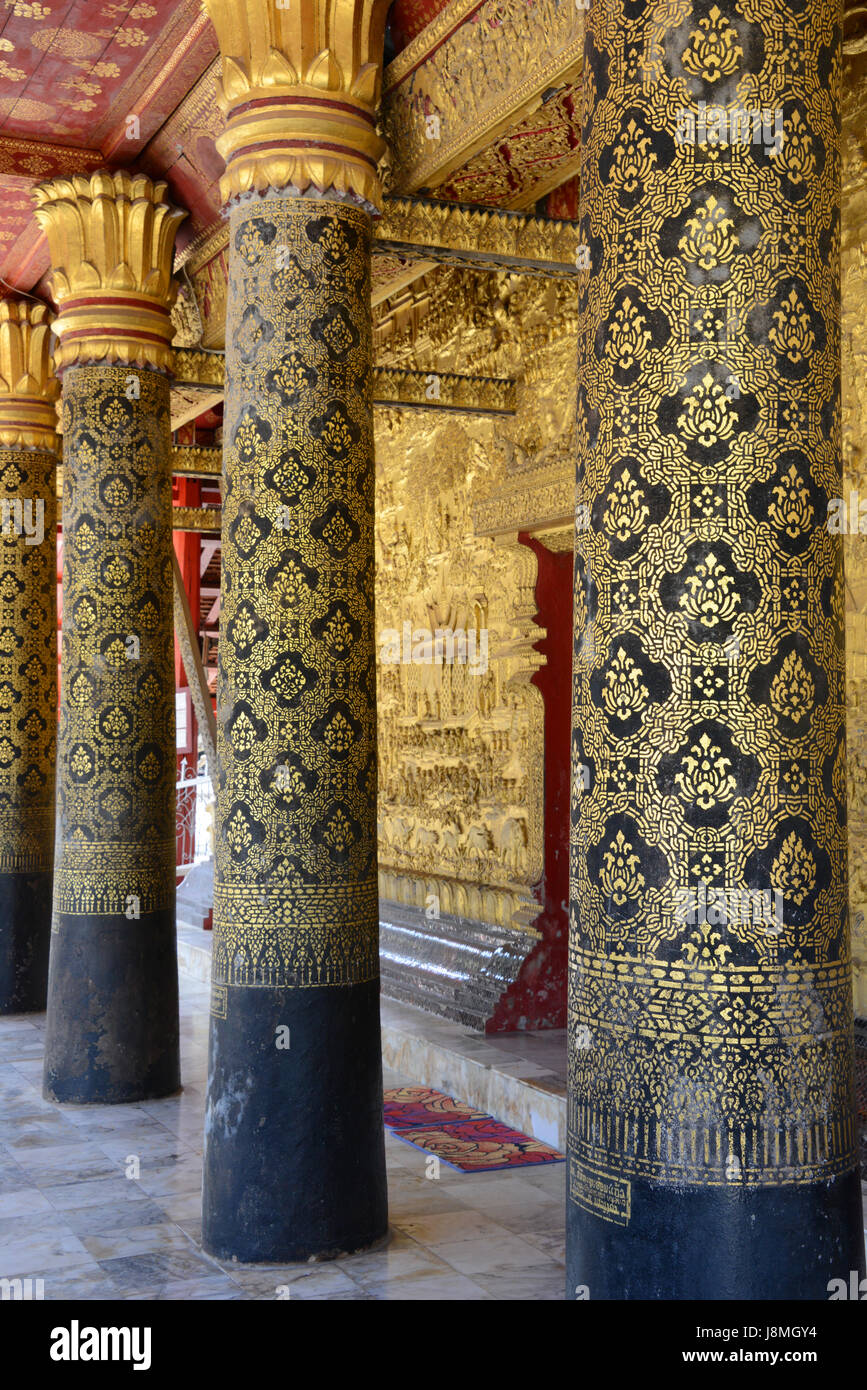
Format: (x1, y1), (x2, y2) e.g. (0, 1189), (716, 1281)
(176, 749), (215, 871)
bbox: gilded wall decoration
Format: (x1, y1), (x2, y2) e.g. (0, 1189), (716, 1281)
(375, 408), (544, 932)
(212, 197), (380, 994)
(570, 0), (853, 1198)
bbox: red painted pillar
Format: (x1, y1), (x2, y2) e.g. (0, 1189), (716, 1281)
(173, 476), (201, 868)
(488, 533), (572, 1031)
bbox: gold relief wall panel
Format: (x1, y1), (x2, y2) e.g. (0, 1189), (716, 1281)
(375, 409), (544, 932)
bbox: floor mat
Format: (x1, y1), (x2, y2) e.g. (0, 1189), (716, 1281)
(384, 1085), (489, 1129)
(384, 1087), (564, 1172)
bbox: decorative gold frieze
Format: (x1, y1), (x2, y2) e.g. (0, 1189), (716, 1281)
(202, 0), (390, 208)
(376, 198), (582, 278)
(173, 348), (227, 388)
(32, 171), (185, 375)
(375, 367), (515, 414)
(0, 301), (59, 453)
(167, 352), (516, 416)
(172, 506), (222, 534)
(172, 446), (222, 478)
(474, 461), (574, 539)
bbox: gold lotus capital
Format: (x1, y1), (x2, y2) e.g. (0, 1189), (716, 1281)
(202, 0), (390, 209)
(0, 298), (60, 452)
(33, 170), (185, 375)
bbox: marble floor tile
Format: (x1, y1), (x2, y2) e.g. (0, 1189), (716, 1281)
(470, 1264), (568, 1300)
(132, 1158), (205, 1199)
(147, 1276), (246, 1301)
(363, 1269), (492, 1300)
(41, 1176), (154, 1211)
(97, 1245), (221, 1294)
(62, 1199), (175, 1238)
(219, 1262), (359, 1300)
(0, 1187), (53, 1219)
(25, 1261), (122, 1300)
(81, 1220), (195, 1262)
(0, 1207), (77, 1242)
(0, 1230), (92, 1277)
(392, 1209), (512, 1246)
(433, 1231), (559, 1275)
(335, 1230), (454, 1287)
(6, 1146), (121, 1188)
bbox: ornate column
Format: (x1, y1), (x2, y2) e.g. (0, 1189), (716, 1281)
(200, 0), (389, 1260)
(0, 302), (58, 1013)
(34, 172), (185, 1103)
(570, 0), (865, 1297)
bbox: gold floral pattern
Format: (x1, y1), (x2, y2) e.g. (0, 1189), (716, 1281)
(681, 5), (743, 82)
(769, 649), (815, 725)
(600, 830), (645, 908)
(771, 831), (817, 906)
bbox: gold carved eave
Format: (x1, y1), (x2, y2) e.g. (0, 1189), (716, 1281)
(473, 459), (575, 540)
(172, 446), (222, 478)
(375, 367), (515, 414)
(172, 506), (222, 534)
(380, 0), (584, 194)
(173, 196), (580, 348)
(376, 198), (581, 277)
(169, 353), (517, 418)
(173, 348), (227, 389)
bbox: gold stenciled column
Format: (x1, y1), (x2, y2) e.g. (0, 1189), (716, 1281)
(0, 301), (58, 1013)
(201, 0), (389, 1261)
(569, 0), (864, 1297)
(34, 172), (185, 1103)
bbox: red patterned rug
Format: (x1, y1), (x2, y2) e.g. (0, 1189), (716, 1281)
(384, 1086), (564, 1172)
(384, 1086), (488, 1129)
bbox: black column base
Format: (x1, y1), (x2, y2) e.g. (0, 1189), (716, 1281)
(566, 1161), (866, 1300)
(0, 871), (52, 1014)
(202, 979), (388, 1263)
(43, 909), (179, 1104)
